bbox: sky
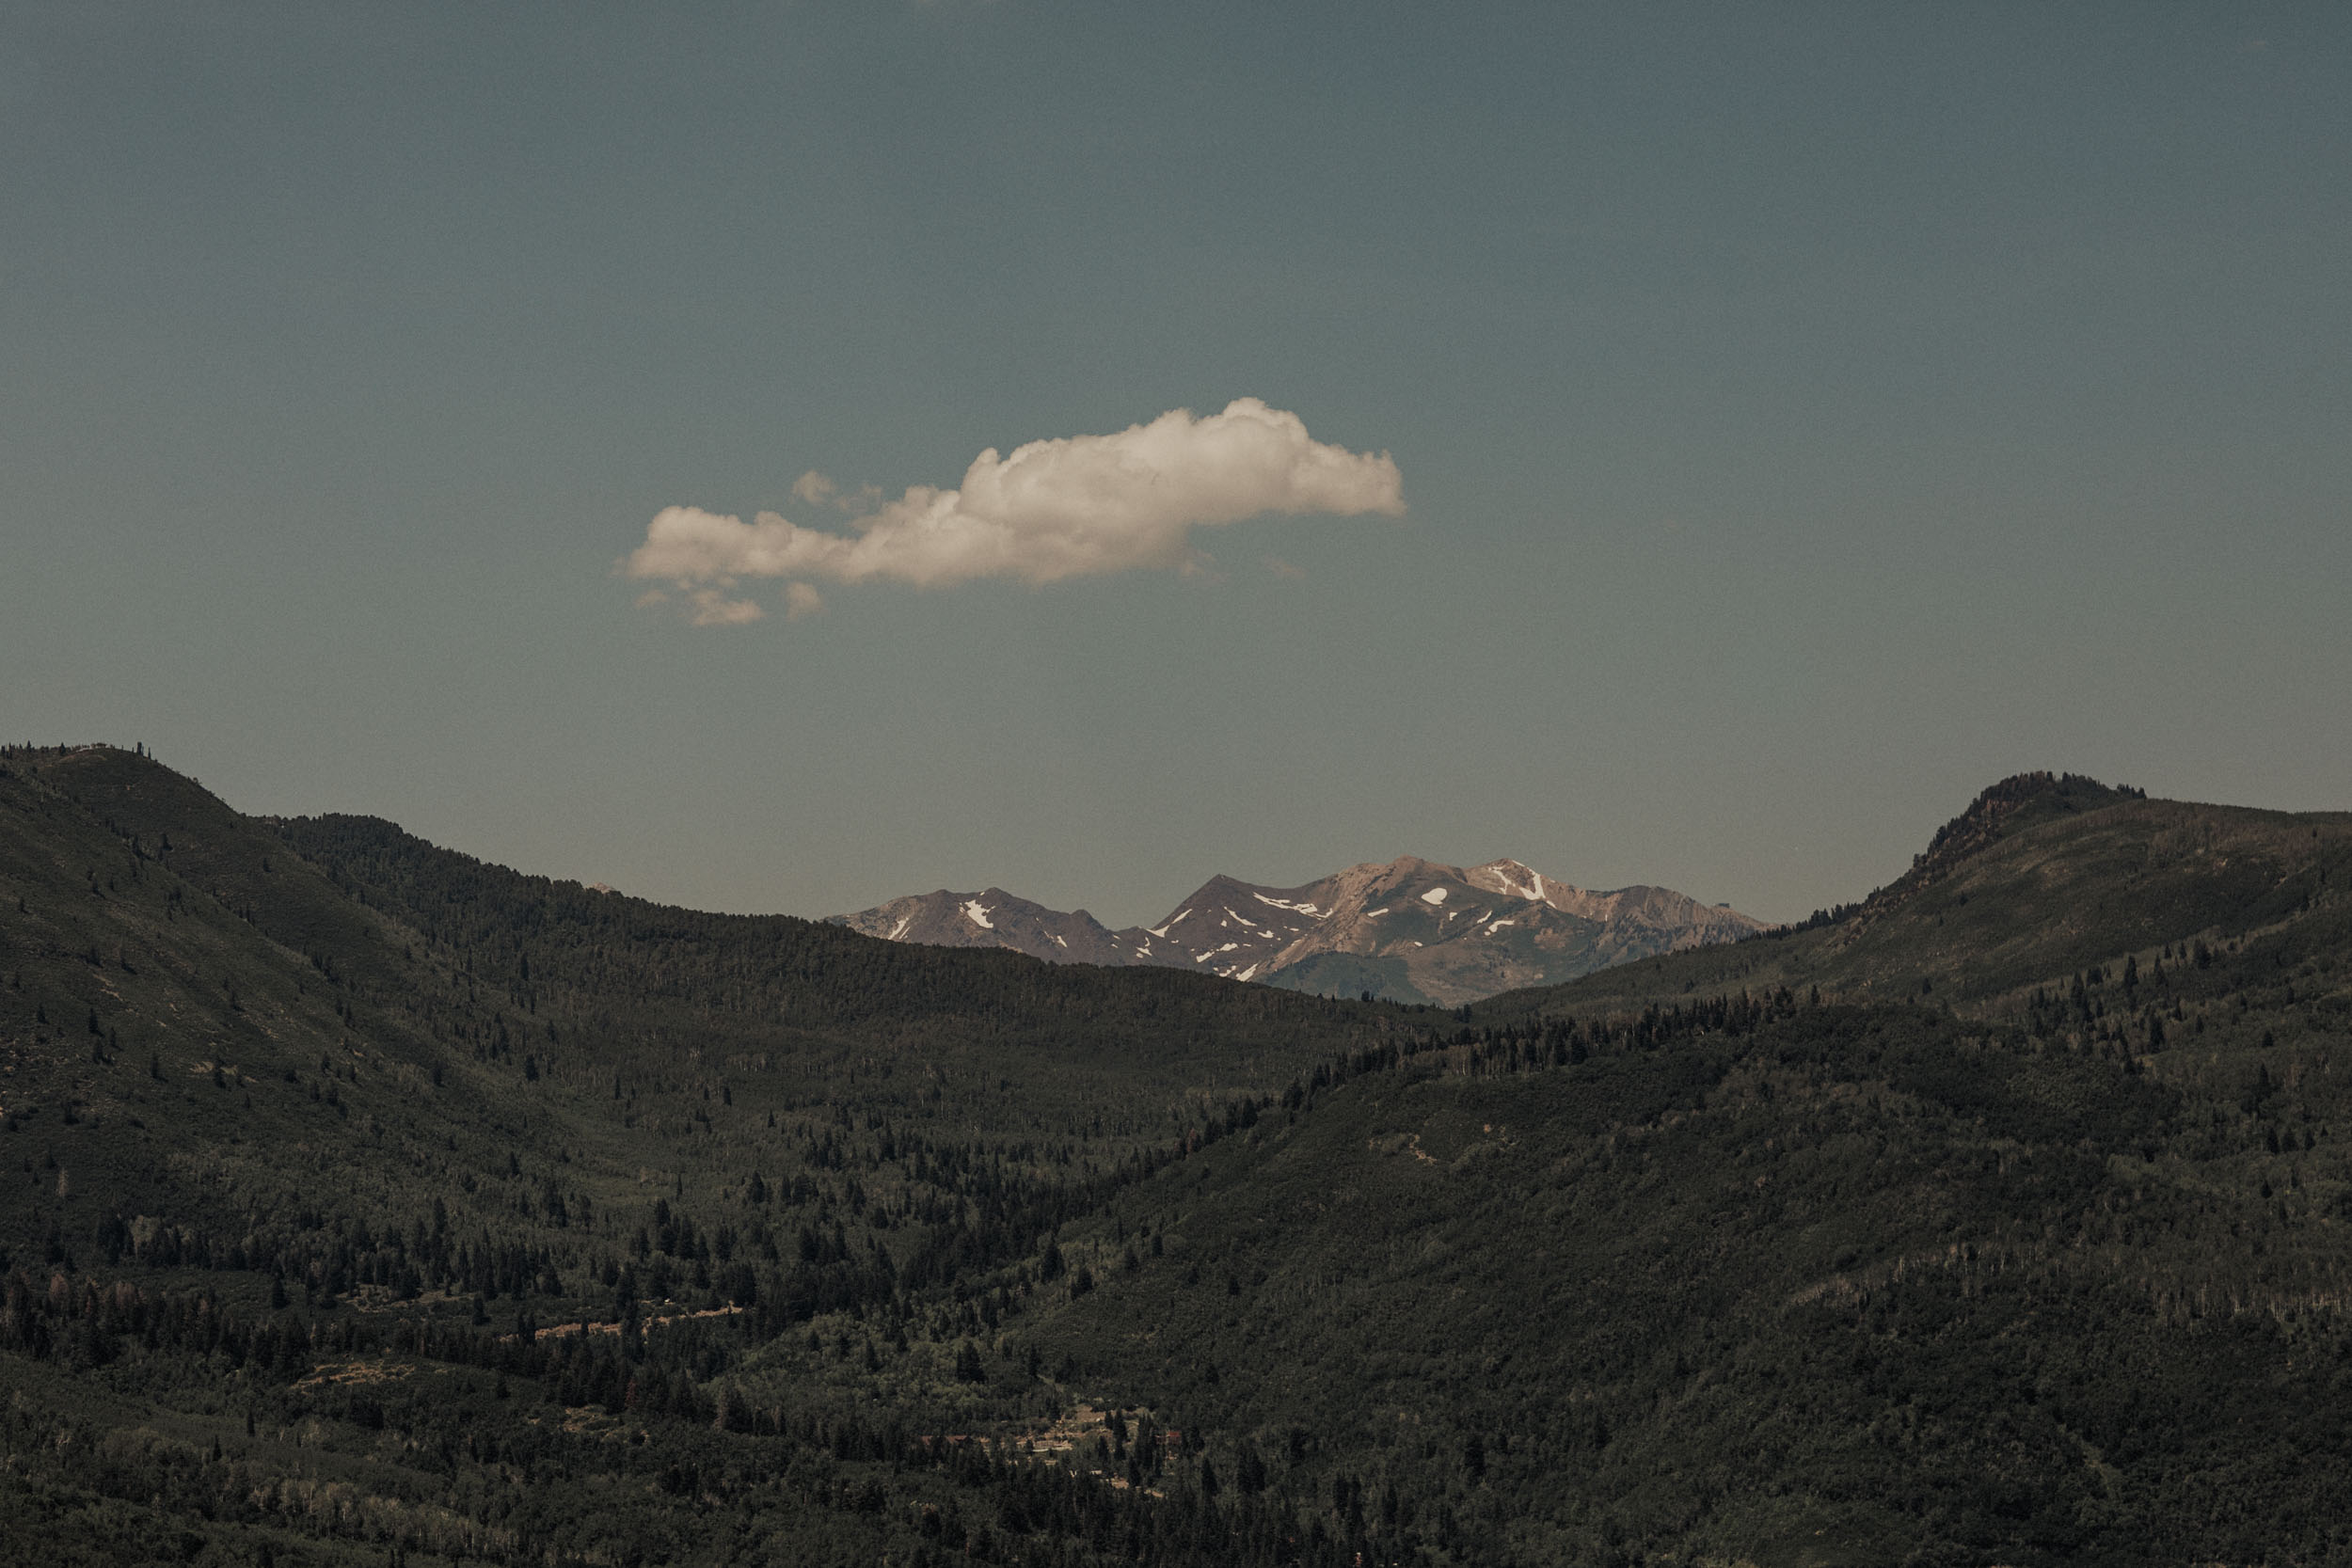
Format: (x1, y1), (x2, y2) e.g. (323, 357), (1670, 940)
(5, 3), (2349, 928)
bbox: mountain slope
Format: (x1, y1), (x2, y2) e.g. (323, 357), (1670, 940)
(1019, 987), (2352, 1565)
(1476, 770), (2350, 1023)
(834, 855), (1764, 1006)
(991, 774), (2352, 1565)
(0, 741), (1399, 1314)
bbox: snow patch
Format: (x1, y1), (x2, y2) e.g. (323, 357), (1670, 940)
(1420, 887), (1448, 905)
(888, 916), (912, 941)
(1253, 893), (1325, 916)
(961, 900), (995, 930)
(1234, 964), (1259, 982)
(1482, 862), (1551, 905)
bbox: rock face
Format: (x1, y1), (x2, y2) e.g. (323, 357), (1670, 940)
(831, 856), (1765, 1006)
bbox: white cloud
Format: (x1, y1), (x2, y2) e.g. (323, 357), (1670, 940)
(791, 471), (883, 515)
(624, 399), (1401, 620)
(687, 589), (763, 626)
(784, 582), (826, 620)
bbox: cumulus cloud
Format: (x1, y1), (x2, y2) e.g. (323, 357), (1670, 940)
(792, 470), (883, 515)
(688, 589), (763, 626)
(784, 581), (826, 620)
(623, 399), (1401, 620)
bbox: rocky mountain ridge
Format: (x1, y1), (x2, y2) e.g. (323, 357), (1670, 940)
(832, 854), (1765, 1005)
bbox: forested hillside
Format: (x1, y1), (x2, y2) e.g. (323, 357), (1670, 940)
(4, 750), (2349, 1566)
(1480, 771), (2348, 1021)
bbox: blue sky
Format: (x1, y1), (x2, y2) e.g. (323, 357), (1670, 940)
(6, 3), (2348, 926)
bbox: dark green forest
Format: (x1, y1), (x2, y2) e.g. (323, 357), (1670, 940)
(4, 746), (2349, 1566)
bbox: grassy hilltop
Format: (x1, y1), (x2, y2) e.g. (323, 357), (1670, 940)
(3, 749), (2350, 1566)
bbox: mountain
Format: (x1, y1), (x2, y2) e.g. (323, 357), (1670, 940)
(830, 885), (1138, 965)
(7, 749), (2352, 1567)
(1013, 770), (2352, 1562)
(0, 742), (1394, 1565)
(833, 855), (1765, 1005)
(1473, 769), (2339, 1023)
(0, 741), (1377, 1263)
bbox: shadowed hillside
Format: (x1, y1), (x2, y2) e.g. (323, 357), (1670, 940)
(1481, 771), (2351, 1021)
(1, 745), (1395, 1248)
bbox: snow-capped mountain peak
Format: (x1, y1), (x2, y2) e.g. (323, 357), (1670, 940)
(830, 854), (1765, 1006)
